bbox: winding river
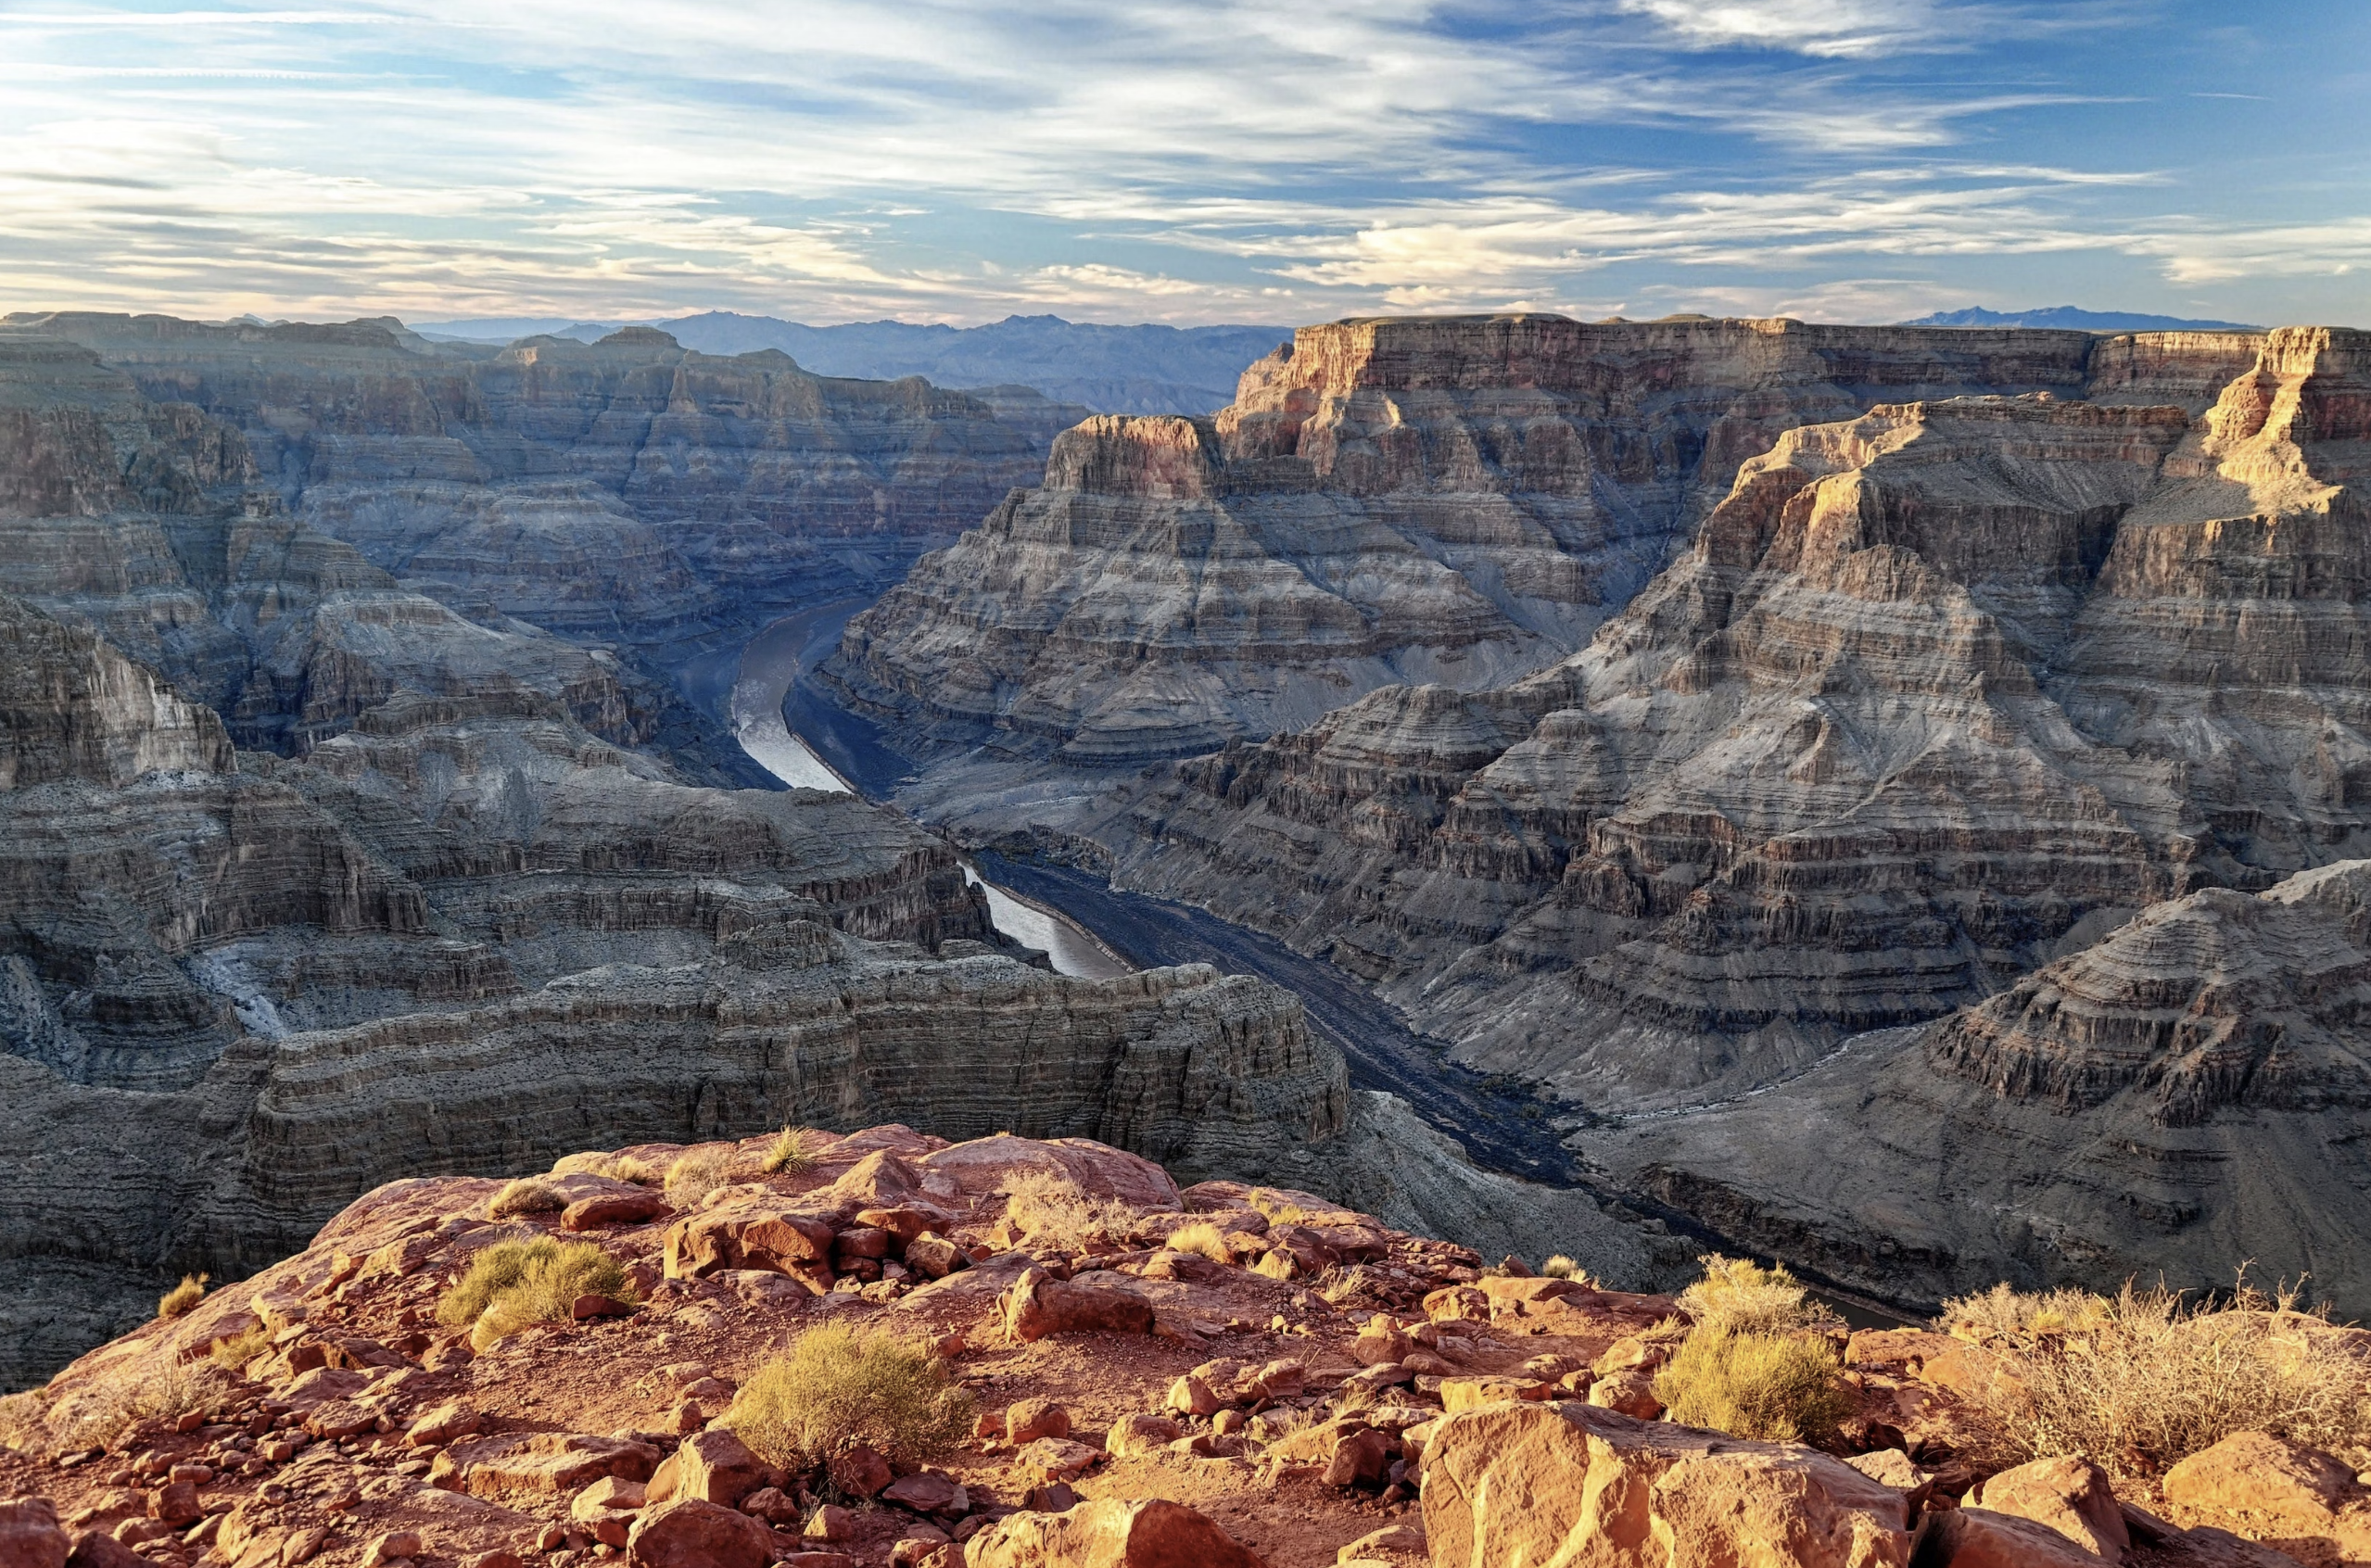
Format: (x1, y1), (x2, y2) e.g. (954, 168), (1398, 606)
(726, 604), (1132, 980)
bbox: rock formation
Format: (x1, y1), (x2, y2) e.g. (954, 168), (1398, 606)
(820, 315), (2259, 789)
(1571, 859), (2371, 1311)
(0, 313), (1082, 654)
(1, 1127), (2350, 1568)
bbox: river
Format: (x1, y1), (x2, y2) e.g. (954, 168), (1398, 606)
(725, 604), (1132, 981)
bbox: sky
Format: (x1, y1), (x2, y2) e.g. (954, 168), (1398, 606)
(0, 0), (2365, 328)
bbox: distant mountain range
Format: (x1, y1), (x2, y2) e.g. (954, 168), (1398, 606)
(1902, 305), (2262, 332)
(408, 311), (1292, 415)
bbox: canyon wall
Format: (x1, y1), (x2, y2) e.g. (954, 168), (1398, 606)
(0, 312), (1084, 653)
(820, 315), (2258, 784)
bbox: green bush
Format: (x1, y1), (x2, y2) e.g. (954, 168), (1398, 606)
(437, 1237), (631, 1349)
(724, 1324), (972, 1470)
(1653, 1324), (1850, 1444)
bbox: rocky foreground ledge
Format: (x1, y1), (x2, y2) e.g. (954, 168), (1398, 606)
(3, 1126), (2364, 1568)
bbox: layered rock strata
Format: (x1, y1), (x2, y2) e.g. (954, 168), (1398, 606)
(1575, 860), (2371, 1313)
(822, 314), (2262, 778)
(1123, 328), (2370, 1114)
(0, 312), (1082, 649)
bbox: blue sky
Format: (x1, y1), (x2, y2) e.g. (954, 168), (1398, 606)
(1, 0), (2365, 326)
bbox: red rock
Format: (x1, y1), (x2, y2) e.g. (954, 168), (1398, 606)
(663, 1204), (836, 1282)
(1913, 1508), (2107, 1566)
(625, 1500), (773, 1568)
(1002, 1268), (1154, 1341)
(1422, 1403), (1908, 1568)
(803, 1506), (854, 1543)
(1979, 1456), (2127, 1562)
(2162, 1432), (2362, 1530)
(1421, 1286), (1490, 1324)
(881, 1473), (968, 1516)
(429, 1434), (660, 1498)
(781, 1556), (858, 1568)
(1325, 1430), (1393, 1490)
(563, 1193), (668, 1232)
(570, 1294), (633, 1321)
(1016, 1440), (1103, 1484)
(1006, 1400), (1071, 1445)
(0, 1499), (70, 1568)
(966, 1499), (1264, 1568)
(904, 1234), (968, 1280)
(827, 1446), (893, 1499)
(835, 1226), (891, 1260)
(1350, 1322), (1411, 1367)
(362, 1531), (422, 1567)
(570, 1479), (647, 1523)
(147, 1486), (200, 1530)
(646, 1429), (763, 1509)
(1103, 1416), (1181, 1460)
(461, 1554), (521, 1568)
(1166, 1375), (1221, 1418)
(1586, 1369), (1662, 1420)
(64, 1531), (145, 1568)
(407, 1403), (483, 1448)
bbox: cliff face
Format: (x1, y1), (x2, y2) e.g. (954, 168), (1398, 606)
(1122, 328), (2371, 1119)
(820, 315), (2260, 775)
(0, 313), (1083, 648)
(1576, 861), (2371, 1312)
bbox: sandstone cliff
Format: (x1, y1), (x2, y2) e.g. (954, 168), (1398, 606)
(820, 314), (2260, 786)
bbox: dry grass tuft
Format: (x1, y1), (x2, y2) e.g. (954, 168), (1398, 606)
(762, 1126), (822, 1177)
(1542, 1255), (1584, 1281)
(1942, 1278), (2371, 1479)
(157, 1273), (209, 1320)
(488, 1178), (568, 1219)
(552, 1151), (666, 1186)
(998, 1169), (1135, 1249)
(724, 1323), (971, 1471)
(666, 1147), (738, 1208)
(1654, 1323), (1850, 1444)
(1677, 1254), (1838, 1338)
(209, 1325), (273, 1374)
(41, 1362), (214, 1453)
(1166, 1220), (1235, 1265)
(437, 1237), (632, 1350)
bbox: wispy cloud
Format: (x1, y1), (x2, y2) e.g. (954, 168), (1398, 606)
(0, 0), (2358, 326)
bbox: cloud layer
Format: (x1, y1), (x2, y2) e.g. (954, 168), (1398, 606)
(0, 0), (2362, 325)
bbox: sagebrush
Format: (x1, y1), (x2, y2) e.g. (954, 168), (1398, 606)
(488, 1178), (567, 1219)
(666, 1147), (738, 1208)
(1653, 1323), (1850, 1443)
(1941, 1279), (2371, 1478)
(724, 1324), (971, 1470)
(157, 1272), (208, 1320)
(998, 1169), (1134, 1248)
(437, 1237), (632, 1349)
(1677, 1254), (1839, 1338)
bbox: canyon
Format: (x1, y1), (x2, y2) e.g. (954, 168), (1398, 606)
(818, 314), (2371, 1313)
(8, 300), (2371, 1391)
(0, 318), (1653, 1392)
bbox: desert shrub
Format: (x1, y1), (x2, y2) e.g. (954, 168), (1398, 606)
(437, 1237), (632, 1349)
(488, 1178), (567, 1219)
(1939, 1282), (2114, 1342)
(1654, 1323), (1850, 1443)
(1167, 1220), (1234, 1264)
(1543, 1255), (1583, 1281)
(1944, 1280), (2371, 1478)
(666, 1147), (738, 1208)
(552, 1152), (665, 1185)
(998, 1169), (1134, 1248)
(723, 1324), (971, 1470)
(762, 1127), (821, 1176)
(47, 1362), (212, 1452)
(1677, 1254), (1838, 1338)
(157, 1273), (209, 1320)
(209, 1325), (273, 1374)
